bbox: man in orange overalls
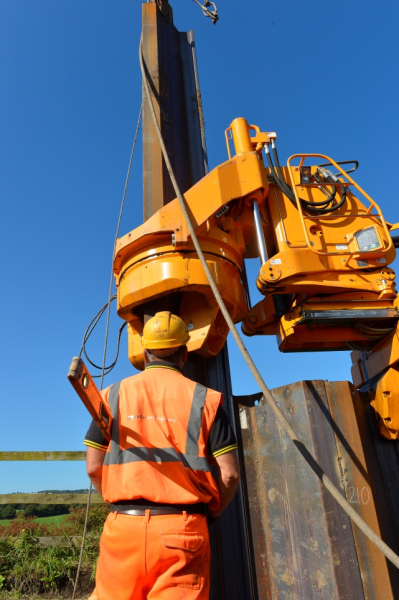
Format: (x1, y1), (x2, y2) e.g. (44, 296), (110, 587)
(84, 312), (240, 600)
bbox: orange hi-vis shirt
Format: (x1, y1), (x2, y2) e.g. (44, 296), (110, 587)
(100, 364), (222, 512)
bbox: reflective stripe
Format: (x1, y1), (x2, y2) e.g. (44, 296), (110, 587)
(186, 383), (207, 456)
(84, 440), (108, 451)
(105, 446), (210, 471)
(212, 443), (238, 458)
(104, 379), (211, 472)
(107, 381), (122, 467)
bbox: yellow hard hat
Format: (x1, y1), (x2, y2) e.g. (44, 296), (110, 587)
(141, 311), (189, 350)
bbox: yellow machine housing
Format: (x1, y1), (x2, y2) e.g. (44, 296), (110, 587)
(113, 120), (275, 369)
(351, 297), (399, 440)
(113, 118), (397, 380)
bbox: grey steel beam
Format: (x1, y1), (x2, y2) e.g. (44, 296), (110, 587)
(141, 3), (254, 598)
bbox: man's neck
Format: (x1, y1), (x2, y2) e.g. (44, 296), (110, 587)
(145, 359), (183, 373)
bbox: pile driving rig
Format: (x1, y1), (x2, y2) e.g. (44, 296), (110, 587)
(70, 117), (399, 440)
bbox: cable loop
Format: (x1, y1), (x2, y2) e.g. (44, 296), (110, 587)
(139, 34), (399, 571)
(192, 0), (219, 24)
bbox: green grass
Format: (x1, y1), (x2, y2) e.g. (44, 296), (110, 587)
(33, 514), (68, 526)
(0, 514), (68, 527)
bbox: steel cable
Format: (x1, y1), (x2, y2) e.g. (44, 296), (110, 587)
(71, 105), (143, 600)
(100, 104), (143, 391)
(71, 482), (92, 600)
(139, 36), (399, 570)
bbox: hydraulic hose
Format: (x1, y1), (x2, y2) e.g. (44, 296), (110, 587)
(264, 144), (293, 200)
(139, 37), (399, 570)
(273, 143), (338, 208)
(268, 141), (347, 214)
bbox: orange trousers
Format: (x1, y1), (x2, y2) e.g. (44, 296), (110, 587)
(88, 510), (210, 600)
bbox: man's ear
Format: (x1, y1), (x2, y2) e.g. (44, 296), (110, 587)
(143, 349), (150, 364)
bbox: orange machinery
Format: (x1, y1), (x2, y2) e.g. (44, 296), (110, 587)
(107, 117), (399, 440)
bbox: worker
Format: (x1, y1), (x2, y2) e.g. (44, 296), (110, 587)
(84, 311), (240, 600)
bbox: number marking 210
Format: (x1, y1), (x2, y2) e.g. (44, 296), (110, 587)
(348, 486), (370, 505)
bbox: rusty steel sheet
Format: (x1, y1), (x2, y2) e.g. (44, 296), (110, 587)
(326, 381), (399, 599)
(142, 2), (202, 219)
(236, 380), (399, 600)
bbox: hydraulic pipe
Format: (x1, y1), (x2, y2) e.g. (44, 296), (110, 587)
(253, 201), (268, 266)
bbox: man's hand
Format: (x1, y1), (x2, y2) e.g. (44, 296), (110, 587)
(86, 446), (106, 495)
(209, 450), (240, 518)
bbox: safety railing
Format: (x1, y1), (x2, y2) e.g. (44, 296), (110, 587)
(286, 153), (393, 265)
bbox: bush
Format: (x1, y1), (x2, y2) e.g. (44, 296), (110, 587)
(64, 505), (110, 534)
(0, 507), (16, 520)
(0, 533), (79, 594)
(0, 504), (109, 596)
(22, 503), (71, 518)
(23, 505), (37, 518)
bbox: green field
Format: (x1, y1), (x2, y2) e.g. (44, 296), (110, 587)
(33, 513), (69, 525)
(0, 513), (68, 527)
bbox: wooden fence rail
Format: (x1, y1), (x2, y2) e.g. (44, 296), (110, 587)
(0, 451), (103, 504)
(0, 451), (86, 461)
(0, 450), (104, 547)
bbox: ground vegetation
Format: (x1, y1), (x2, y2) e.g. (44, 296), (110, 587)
(0, 505), (109, 598)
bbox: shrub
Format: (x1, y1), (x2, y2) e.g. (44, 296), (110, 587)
(23, 503), (71, 518)
(0, 504), (109, 596)
(0, 507), (16, 520)
(63, 505), (110, 534)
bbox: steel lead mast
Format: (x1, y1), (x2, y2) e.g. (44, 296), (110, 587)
(141, 2), (254, 598)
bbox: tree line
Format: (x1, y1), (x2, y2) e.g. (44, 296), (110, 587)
(0, 504), (83, 520)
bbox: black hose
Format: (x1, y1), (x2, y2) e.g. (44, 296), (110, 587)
(89, 321), (127, 378)
(306, 184), (347, 214)
(79, 294), (127, 377)
(317, 160), (359, 175)
(273, 144), (337, 206)
(265, 144), (293, 200)
(268, 143), (347, 214)
(391, 235), (399, 248)
(79, 294), (117, 358)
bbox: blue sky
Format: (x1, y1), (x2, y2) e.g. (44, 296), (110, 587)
(1, 0), (398, 493)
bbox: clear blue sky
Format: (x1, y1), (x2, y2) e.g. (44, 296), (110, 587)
(1, 0), (398, 493)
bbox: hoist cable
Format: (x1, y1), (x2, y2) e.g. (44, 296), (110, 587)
(192, 0), (219, 24)
(71, 482), (92, 600)
(72, 105), (143, 600)
(139, 36), (399, 570)
(100, 103), (143, 391)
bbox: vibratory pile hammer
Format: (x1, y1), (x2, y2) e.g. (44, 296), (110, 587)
(70, 117), (399, 440)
